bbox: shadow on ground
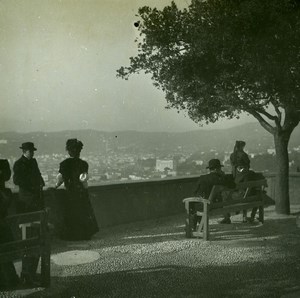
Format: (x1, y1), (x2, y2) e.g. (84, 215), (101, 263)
(26, 262), (300, 298)
(2, 207), (300, 298)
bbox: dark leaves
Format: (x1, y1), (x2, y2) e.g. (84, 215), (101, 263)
(117, 0), (300, 125)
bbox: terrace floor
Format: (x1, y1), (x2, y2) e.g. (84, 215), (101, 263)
(2, 205), (300, 298)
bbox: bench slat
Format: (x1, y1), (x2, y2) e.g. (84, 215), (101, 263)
(0, 246), (42, 264)
(235, 179), (267, 189)
(211, 195), (262, 208)
(210, 201), (264, 216)
(0, 238), (41, 253)
(6, 210), (45, 226)
(183, 197), (210, 204)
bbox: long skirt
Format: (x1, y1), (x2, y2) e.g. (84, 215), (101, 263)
(61, 188), (99, 241)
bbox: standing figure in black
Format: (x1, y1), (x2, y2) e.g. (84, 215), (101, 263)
(0, 159), (19, 289)
(13, 142), (45, 286)
(55, 138), (99, 241)
(230, 140), (250, 180)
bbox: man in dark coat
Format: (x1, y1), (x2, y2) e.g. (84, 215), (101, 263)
(13, 142), (45, 285)
(193, 159), (235, 226)
(13, 142), (45, 212)
(0, 159), (19, 289)
(195, 159), (235, 201)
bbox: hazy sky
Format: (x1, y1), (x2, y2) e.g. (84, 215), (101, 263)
(0, 0), (254, 133)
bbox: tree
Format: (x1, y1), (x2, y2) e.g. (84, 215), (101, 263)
(117, 0), (300, 214)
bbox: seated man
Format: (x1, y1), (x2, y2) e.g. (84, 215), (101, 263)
(193, 159), (235, 226)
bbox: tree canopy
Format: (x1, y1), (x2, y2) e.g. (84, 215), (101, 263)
(117, 0), (300, 214)
(117, 0), (300, 134)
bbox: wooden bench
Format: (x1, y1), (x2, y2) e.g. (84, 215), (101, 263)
(0, 208), (51, 287)
(183, 179), (270, 240)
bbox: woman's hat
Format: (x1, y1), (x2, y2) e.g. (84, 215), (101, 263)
(206, 159), (224, 169)
(235, 140), (246, 147)
(19, 142), (37, 151)
(66, 138), (83, 151)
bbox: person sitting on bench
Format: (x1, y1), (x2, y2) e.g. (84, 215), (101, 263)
(193, 159), (235, 227)
(234, 161), (266, 223)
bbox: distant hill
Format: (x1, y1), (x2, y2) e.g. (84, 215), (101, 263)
(0, 122), (299, 157)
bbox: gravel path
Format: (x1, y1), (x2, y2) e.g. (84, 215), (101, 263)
(1, 205), (300, 298)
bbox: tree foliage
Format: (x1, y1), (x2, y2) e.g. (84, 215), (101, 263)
(117, 0), (300, 132)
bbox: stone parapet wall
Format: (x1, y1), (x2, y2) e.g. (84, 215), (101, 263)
(38, 176), (199, 233)
(10, 173), (300, 235)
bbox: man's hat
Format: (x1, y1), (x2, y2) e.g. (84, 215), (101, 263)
(206, 159), (224, 169)
(19, 142), (37, 151)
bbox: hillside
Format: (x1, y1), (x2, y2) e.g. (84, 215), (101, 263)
(0, 123), (299, 157)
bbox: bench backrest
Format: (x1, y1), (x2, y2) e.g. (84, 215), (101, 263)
(209, 179), (267, 207)
(0, 209), (50, 260)
(235, 179), (267, 191)
(5, 209), (48, 229)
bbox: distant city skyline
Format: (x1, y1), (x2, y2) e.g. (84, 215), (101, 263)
(0, 0), (255, 133)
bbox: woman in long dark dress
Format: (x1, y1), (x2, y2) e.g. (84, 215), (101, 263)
(230, 140), (250, 181)
(55, 139), (99, 241)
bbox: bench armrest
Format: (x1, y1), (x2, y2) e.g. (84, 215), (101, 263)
(183, 197), (210, 204)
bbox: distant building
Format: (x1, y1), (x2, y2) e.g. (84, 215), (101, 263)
(156, 159), (174, 172)
(137, 158), (156, 169)
(293, 146), (300, 152)
(167, 171), (177, 177)
(42, 174), (49, 182)
(178, 157), (186, 163)
(129, 175), (143, 180)
(267, 149), (276, 155)
(223, 154), (230, 162)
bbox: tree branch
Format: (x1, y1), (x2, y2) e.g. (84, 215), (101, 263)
(257, 107), (282, 128)
(270, 100), (282, 125)
(246, 109), (276, 134)
(257, 108), (277, 121)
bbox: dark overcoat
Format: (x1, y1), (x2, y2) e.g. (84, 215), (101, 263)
(13, 155), (45, 212)
(194, 172), (235, 202)
(0, 159), (11, 189)
(0, 159), (12, 218)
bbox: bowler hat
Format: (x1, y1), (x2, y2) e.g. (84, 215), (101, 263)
(19, 142), (37, 151)
(206, 159), (224, 169)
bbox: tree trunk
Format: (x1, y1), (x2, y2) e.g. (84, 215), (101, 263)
(274, 131), (291, 215)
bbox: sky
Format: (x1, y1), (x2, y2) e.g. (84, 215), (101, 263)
(0, 0), (255, 133)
